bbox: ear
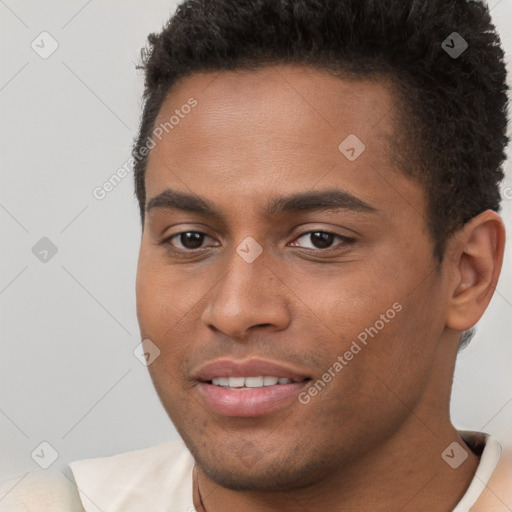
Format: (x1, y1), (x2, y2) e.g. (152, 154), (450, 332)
(445, 210), (506, 332)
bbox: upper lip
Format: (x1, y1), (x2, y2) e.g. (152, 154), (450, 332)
(193, 358), (311, 382)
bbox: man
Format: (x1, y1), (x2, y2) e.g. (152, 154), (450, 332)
(1, 0), (510, 510)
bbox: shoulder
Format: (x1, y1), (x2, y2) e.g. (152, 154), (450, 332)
(476, 440), (512, 511)
(68, 439), (195, 512)
(0, 440), (194, 512)
(466, 432), (512, 512)
(0, 469), (84, 511)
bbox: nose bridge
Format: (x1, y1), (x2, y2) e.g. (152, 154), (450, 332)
(201, 243), (291, 337)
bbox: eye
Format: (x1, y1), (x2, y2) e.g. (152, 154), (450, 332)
(161, 229), (355, 255)
(163, 231), (216, 252)
(288, 230), (355, 251)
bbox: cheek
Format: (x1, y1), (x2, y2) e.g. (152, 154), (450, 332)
(303, 268), (436, 397)
(294, 269), (398, 345)
(135, 261), (204, 391)
(136, 256), (195, 341)
(348, 291), (442, 416)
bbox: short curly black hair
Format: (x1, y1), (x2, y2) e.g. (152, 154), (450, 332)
(133, 0), (508, 267)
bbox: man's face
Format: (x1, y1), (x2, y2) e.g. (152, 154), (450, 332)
(136, 65), (450, 490)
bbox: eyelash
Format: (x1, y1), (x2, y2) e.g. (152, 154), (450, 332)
(161, 230), (355, 256)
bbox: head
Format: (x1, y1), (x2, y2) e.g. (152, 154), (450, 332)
(134, 0), (508, 492)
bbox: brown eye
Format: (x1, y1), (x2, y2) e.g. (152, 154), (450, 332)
(309, 232), (335, 249)
(166, 231), (211, 250)
(289, 231), (354, 251)
(180, 232), (205, 249)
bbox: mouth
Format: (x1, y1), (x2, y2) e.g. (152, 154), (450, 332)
(207, 375), (309, 389)
(193, 359), (312, 417)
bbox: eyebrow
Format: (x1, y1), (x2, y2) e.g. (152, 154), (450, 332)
(146, 188), (378, 220)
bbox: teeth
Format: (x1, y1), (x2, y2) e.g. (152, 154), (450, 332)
(210, 376), (298, 388)
(229, 377), (245, 388)
(245, 376), (264, 387)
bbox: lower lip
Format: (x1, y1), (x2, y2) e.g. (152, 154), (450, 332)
(197, 381), (309, 417)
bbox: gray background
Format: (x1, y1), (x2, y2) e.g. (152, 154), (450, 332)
(1, 0), (511, 481)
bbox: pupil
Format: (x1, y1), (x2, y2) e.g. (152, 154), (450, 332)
(311, 232), (333, 249)
(181, 232), (203, 249)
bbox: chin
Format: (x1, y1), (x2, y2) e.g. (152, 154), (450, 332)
(201, 463), (319, 491)
(187, 439), (331, 492)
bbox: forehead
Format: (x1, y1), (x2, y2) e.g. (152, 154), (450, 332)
(151, 64), (397, 157)
(145, 64), (423, 224)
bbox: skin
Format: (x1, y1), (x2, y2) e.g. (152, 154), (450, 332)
(135, 65), (505, 512)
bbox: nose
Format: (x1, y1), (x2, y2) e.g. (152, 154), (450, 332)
(200, 249), (292, 340)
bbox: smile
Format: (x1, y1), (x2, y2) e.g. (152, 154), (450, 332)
(210, 376), (306, 388)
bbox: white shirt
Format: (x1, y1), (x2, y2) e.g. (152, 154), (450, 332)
(1, 430), (510, 512)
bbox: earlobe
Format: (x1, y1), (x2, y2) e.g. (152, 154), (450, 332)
(446, 210), (506, 332)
